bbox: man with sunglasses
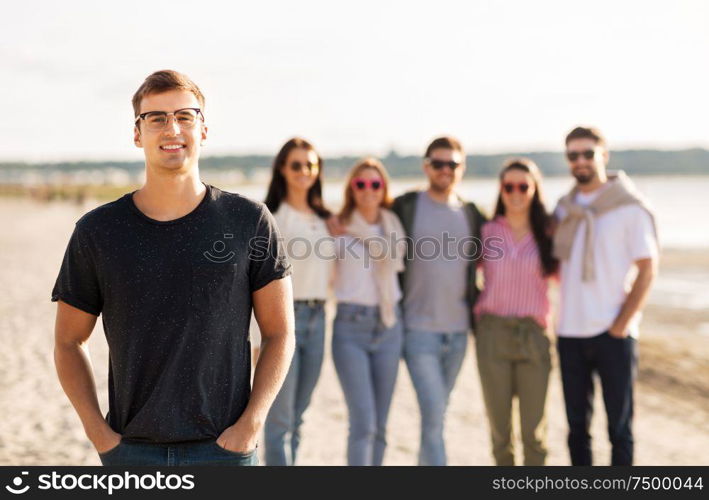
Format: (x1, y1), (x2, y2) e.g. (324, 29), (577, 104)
(553, 126), (658, 465)
(52, 70), (294, 465)
(391, 136), (486, 466)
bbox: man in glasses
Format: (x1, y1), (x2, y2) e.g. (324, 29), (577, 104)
(51, 70), (294, 465)
(391, 136), (486, 465)
(553, 126), (658, 465)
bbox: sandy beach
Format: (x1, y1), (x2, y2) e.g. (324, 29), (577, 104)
(0, 197), (707, 466)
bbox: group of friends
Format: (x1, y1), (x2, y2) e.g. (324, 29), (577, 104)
(52, 70), (658, 467)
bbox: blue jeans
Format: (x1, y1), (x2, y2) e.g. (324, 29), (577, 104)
(332, 303), (404, 466)
(99, 439), (258, 466)
(404, 329), (468, 466)
(557, 331), (638, 466)
(264, 301), (325, 465)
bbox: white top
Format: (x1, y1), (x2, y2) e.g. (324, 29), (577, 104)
(334, 225), (402, 307)
(273, 202), (335, 300)
(555, 187), (659, 338)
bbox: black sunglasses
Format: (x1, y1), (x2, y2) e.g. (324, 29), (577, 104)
(566, 150), (596, 161)
(427, 159), (461, 170)
(502, 182), (530, 194)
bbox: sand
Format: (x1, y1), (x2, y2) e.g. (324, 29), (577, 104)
(0, 198), (707, 466)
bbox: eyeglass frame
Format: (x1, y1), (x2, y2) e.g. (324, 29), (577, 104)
(134, 107), (205, 131)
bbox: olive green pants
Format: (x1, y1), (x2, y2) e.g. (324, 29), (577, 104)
(475, 314), (552, 465)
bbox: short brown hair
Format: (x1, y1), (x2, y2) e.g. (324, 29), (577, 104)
(424, 136), (464, 158)
(339, 157), (393, 223)
(132, 70), (205, 117)
(565, 126), (606, 148)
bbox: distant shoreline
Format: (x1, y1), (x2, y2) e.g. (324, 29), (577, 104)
(1, 147), (708, 179)
(1, 174), (709, 203)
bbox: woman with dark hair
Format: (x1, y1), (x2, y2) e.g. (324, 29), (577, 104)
(474, 157), (558, 466)
(332, 158), (406, 466)
(262, 138), (336, 466)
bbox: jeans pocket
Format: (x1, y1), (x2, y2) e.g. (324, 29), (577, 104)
(212, 442), (258, 465)
(335, 309), (362, 324)
(212, 442), (256, 457)
(98, 440), (125, 465)
(602, 330), (630, 342)
(335, 308), (376, 334)
(98, 441), (123, 457)
(531, 329), (552, 366)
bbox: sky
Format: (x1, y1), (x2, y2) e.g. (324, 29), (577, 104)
(2, 0), (708, 162)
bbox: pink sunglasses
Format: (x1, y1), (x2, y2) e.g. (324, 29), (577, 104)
(351, 177), (384, 191)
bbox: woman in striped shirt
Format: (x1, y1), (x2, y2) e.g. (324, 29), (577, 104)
(474, 157), (558, 466)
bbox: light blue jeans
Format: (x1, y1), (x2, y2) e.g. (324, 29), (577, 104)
(332, 303), (404, 466)
(264, 301), (325, 465)
(404, 329), (468, 466)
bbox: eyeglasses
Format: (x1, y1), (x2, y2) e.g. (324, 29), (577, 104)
(566, 149), (595, 162)
(427, 159), (461, 170)
(351, 177), (384, 191)
(289, 161), (319, 173)
(502, 182), (530, 194)
(135, 108), (203, 132)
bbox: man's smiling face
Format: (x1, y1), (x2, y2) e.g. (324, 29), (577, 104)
(134, 89), (207, 173)
(424, 148), (465, 193)
(566, 137), (607, 185)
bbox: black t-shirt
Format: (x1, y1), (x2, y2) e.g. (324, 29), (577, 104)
(51, 184), (291, 443)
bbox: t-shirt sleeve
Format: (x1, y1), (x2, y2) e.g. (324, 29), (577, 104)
(626, 206), (659, 261)
(51, 223), (103, 316)
(248, 205), (292, 292)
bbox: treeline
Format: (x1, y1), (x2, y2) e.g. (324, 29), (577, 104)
(1, 148), (707, 178)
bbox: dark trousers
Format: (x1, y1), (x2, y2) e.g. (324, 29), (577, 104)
(557, 331), (638, 466)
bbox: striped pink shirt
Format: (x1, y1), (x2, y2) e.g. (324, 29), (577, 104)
(474, 216), (551, 328)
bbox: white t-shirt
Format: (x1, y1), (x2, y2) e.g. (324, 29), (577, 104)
(273, 202), (335, 300)
(250, 203), (335, 349)
(555, 188), (658, 338)
(334, 225), (402, 307)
